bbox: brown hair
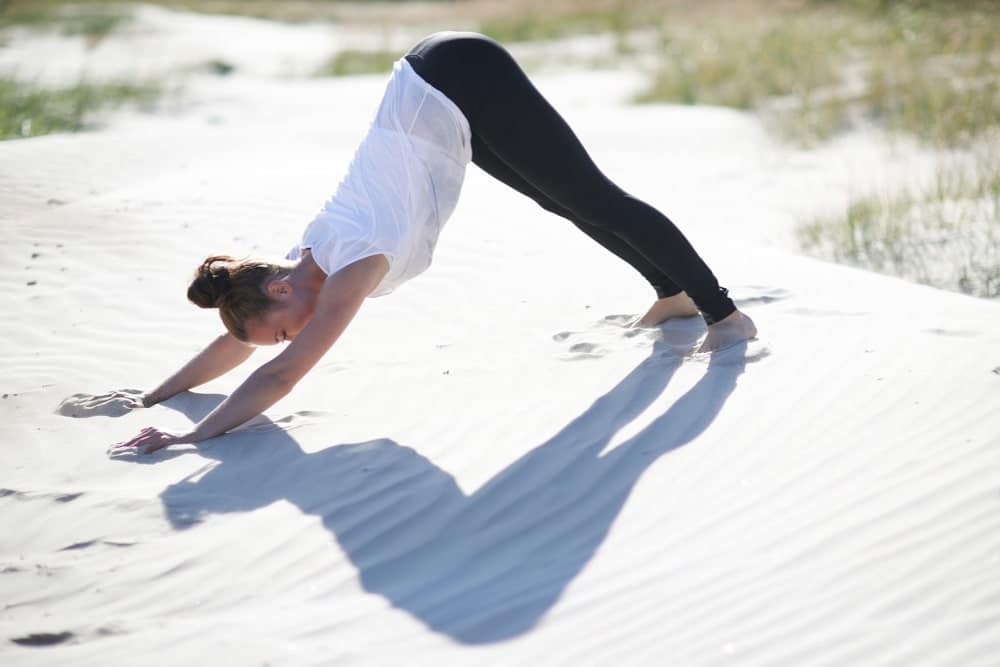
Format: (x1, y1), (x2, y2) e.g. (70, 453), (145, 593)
(187, 255), (288, 341)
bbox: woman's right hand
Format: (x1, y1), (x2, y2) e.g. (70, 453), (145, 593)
(56, 389), (151, 418)
(107, 426), (190, 457)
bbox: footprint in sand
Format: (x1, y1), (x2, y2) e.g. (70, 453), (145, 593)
(566, 342), (605, 359)
(551, 286), (786, 361)
(601, 313), (636, 326)
(553, 313), (665, 360)
(554, 335), (611, 361)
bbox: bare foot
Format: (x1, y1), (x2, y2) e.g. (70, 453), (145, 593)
(635, 292), (700, 327)
(698, 310), (757, 353)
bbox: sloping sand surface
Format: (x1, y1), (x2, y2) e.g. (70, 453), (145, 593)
(2, 7), (999, 666)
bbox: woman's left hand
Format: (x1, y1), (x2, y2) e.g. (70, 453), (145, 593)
(107, 427), (192, 457)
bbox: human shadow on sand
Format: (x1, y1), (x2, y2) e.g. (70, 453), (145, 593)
(135, 338), (753, 644)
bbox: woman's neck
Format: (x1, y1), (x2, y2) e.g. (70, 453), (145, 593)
(289, 249), (326, 295)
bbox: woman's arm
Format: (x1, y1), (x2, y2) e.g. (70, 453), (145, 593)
(143, 333), (255, 406)
(68, 333), (254, 418)
(108, 255), (388, 455)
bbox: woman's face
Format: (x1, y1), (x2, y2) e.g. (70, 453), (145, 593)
(243, 280), (316, 346)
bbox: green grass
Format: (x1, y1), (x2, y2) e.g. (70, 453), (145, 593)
(638, 14), (848, 109)
(0, 0), (62, 28)
(776, 3), (1000, 298)
(860, 8), (1000, 147)
(59, 6), (129, 41)
(636, 11), (853, 144)
(2, 0), (446, 25)
(797, 153), (1000, 298)
(0, 76), (164, 139)
(480, 2), (638, 45)
(314, 49), (398, 77)
(636, 2), (1000, 149)
(0, 1), (131, 44)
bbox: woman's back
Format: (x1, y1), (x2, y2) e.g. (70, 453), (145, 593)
(293, 59), (472, 296)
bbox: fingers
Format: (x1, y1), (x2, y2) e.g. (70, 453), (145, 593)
(107, 438), (139, 456)
(107, 442), (135, 457)
(107, 427), (161, 457)
(107, 445), (135, 458)
(107, 427), (184, 457)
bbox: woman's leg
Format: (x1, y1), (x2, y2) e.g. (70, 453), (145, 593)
(406, 32), (736, 325)
(469, 134), (684, 300)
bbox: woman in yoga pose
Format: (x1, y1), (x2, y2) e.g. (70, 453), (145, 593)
(109, 32), (756, 456)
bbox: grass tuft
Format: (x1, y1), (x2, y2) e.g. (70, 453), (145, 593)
(314, 49), (399, 77)
(798, 152), (1000, 298)
(480, 2), (637, 45)
(0, 76), (164, 139)
(636, 2), (1000, 149)
(1, 1), (131, 46)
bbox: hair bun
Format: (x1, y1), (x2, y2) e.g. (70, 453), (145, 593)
(187, 255), (236, 308)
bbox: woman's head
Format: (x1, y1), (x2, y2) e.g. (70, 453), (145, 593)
(188, 255), (308, 344)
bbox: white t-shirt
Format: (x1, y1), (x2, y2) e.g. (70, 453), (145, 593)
(287, 58), (473, 297)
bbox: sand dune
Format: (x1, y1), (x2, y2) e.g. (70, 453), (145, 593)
(2, 6), (999, 666)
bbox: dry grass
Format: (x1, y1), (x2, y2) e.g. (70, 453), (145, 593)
(636, 2), (1000, 148)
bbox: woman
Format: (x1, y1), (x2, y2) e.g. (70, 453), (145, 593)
(109, 32), (756, 456)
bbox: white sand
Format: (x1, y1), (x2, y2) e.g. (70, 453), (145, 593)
(2, 6), (999, 666)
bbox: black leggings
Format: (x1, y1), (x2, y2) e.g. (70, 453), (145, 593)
(405, 32), (735, 324)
